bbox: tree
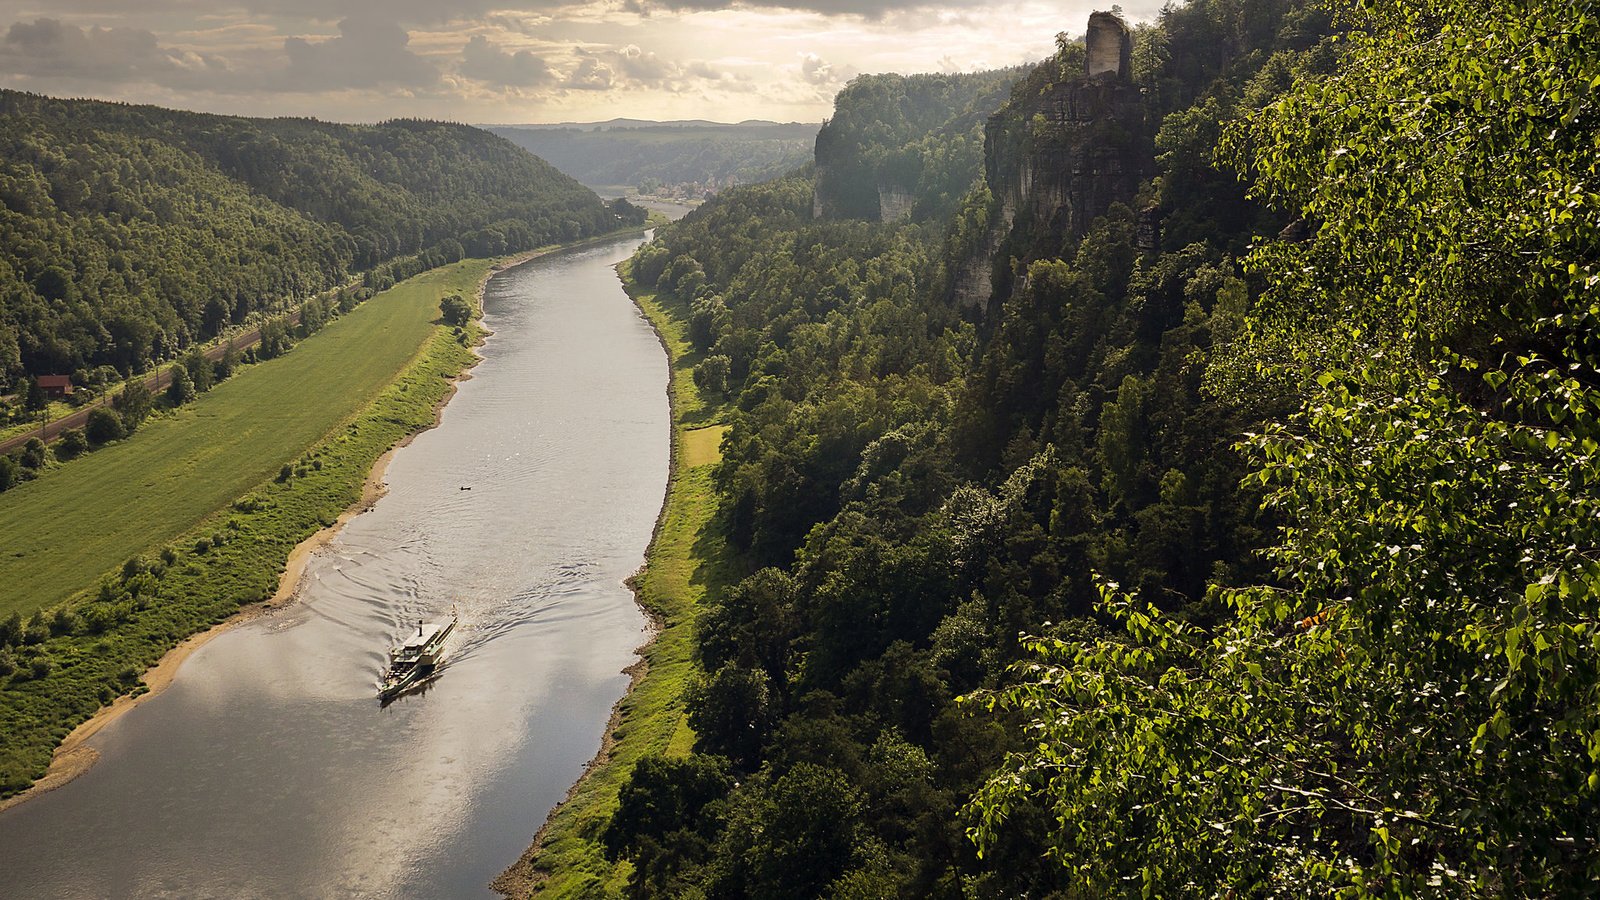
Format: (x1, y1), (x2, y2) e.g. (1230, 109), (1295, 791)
(55, 428), (88, 459)
(18, 438), (45, 470)
(439, 293), (472, 327)
(603, 754), (733, 860)
(692, 355), (731, 397)
(0, 455), (17, 492)
(113, 380), (152, 433)
(85, 407), (124, 446)
(686, 665), (776, 769)
(166, 363), (195, 406)
(22, 377), (45, 413)
(970, 0), (1600, 893)
(183, 349), (213, 393)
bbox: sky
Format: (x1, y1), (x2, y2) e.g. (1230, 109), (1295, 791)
(0, 1), (1164, 125)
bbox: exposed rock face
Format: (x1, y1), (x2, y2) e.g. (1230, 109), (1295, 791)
(951, 227), (1006, 311)
(951, 11), (1153, 316)
(984, 11), (1152, 247)
(1137, 203), (1162, 254)
(1086, 11), (1132, 79)
(877, 183), (915, 223)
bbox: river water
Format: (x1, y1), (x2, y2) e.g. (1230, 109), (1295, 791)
(0, 231), (671, 898)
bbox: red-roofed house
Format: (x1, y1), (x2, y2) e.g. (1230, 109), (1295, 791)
(37, 375), (73, 400)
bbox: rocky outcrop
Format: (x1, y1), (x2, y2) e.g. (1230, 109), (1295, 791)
(877, 182), (915, 223)
(947, 11), (1158, 315)
(1086, 11), (1132, 78)
(985, 14), (1152, 249)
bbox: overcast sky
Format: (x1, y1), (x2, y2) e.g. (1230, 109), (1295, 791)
(0, 1), (1163, 124)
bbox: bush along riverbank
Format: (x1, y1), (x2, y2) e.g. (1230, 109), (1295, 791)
(495, 262), (741, 898)
(0, 258), (495, 801)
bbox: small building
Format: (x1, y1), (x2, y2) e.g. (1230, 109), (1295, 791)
(37, 375), (73, 400)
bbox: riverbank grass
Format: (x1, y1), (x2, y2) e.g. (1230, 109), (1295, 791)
(0, 259), (492, 798)
(500, 266), (738, 897)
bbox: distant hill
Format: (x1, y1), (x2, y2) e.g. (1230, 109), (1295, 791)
(485, 120), (818, 195)
(0, 91), (624, 388)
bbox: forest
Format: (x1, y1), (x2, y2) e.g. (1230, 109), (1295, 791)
(0, 92), (639, 392)
(596, 0), (1600, 895)
(488, 121), (816, 195)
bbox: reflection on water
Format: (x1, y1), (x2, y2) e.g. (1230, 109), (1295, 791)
(0, 233), (670, 899)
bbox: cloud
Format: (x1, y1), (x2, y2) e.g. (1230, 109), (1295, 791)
(629, 0), (980, 18)
(459, 34), (555, 87)
(559, 43), (745, 95)
(281, 17), (438, 90)
(562, 56), (613, 91)
(0, 18), (225, 84)
(798, 52), (834, 85)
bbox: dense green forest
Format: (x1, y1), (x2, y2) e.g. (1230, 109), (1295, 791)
(812, 69), (1023, 222)
(590, 0), (1600, 895)
(488, 121), (815, 194)
(0, 92), (637, 392)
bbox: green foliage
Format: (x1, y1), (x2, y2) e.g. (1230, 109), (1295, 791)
(22, 377), (44, 412)
(602, 754), (732, 860)
(814, 70), (1021, 222)
(0, 91), (614, 385)
(0, 260), (490, 620)
(438, 293), (472, 327)
(18, 437), (45, 469)
(690, 354), (730, 396)
(111, 380), (151, 434)
(53, 428), (86, 459)
(83, 407), (123, 446)
(970, 0), (1600, 894)
(165, 363), (195, 407)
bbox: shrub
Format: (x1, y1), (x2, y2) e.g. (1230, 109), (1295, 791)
(439, 293), (473, 327)
(166, 363), (195, 406)
(85, 407), (125, 445)
(19, 438), (46, 469)
(55, 428), (89, 459)
(49, 608), (78, 636)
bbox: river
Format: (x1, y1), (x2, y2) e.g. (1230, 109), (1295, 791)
(0, 230), (673, 898)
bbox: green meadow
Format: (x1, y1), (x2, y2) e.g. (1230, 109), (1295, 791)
(0, 259), (488, 619)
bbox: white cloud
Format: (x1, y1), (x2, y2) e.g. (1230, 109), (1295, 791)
(799, 52), (834, 85)
(562, 56), (613, 91)
(459, 34), (555, 87)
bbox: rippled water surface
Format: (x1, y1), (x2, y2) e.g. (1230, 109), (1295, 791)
(0, 232), (670, 898)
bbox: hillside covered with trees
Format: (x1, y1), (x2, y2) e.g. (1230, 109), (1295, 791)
(577, 0), (1600, 895)
(488, 121), (815, 196)
(0, 92), (633, 391)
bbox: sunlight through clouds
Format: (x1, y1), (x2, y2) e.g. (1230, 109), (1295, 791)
(0, 0), (1166, 122)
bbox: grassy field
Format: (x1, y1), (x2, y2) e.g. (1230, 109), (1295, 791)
(498, 264), (740, 897)
(0, 260), (487, 619)
(0, 255), (495, 797)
